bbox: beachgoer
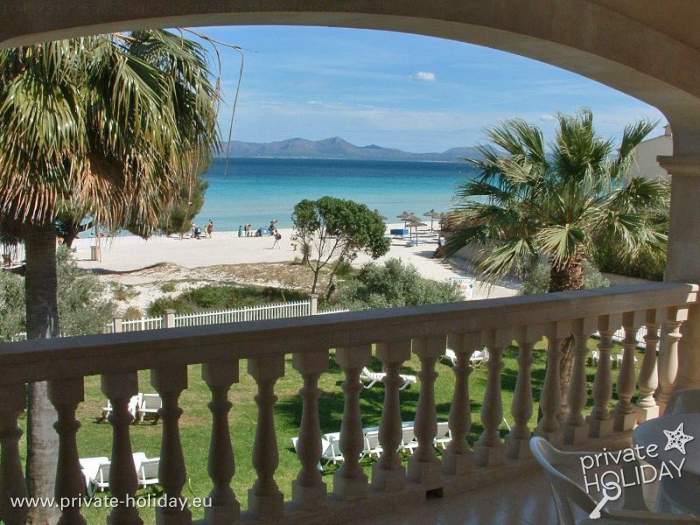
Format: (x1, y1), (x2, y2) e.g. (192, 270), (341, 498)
(272, 229), (282, 249)
(238, 225), (243, 237)
(207, 220), (214, 238)
(255, 227), (263, 237)
(191, 223), (197, 238)
(194, 226), (202, 239)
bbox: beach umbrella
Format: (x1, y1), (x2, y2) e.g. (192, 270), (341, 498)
(424, 209), (437, 230)
(396, 211), (412, 228)
(406, 217), (427, 245)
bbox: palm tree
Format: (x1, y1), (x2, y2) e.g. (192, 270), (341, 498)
(0, 30), (218, 522)
(446, 110), (668, 411)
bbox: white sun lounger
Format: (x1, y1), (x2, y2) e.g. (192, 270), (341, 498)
(100, 394), (141, 422)
(360, 367), (417, 390)
(137, 393), (162, 423)
(137, 458), (160, 489)
(293, 436), (345, 467)
(363, 430), (383, 459)
(81, 459), (110, 496)
(442, 349), (490, 368)
(589, 350), (637, 368)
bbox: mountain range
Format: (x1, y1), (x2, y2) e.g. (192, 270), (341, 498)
(216, 137), (477, 162)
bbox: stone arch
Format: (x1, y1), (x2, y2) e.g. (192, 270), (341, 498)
(3, 1), (700, 153)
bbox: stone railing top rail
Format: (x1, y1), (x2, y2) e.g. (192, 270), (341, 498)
(0, 282), (696, 385)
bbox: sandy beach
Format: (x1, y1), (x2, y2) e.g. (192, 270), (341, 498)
(73, 224), (520, 311)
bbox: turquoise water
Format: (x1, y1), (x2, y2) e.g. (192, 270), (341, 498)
(194, 158), (475, 230)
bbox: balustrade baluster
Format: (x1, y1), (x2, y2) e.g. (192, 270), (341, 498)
(372, 340), (410, 492)
(333, 345), (371, 500)
(48, 377), (86, 525)
(614, 312), (643, 431)
(636, 309), (662, 422)
(657, 306), (687, 414)
(407, 336), (443, 489)
(248, 355), (285, 519)
(506, 326), (541, 458)
(101, 372), (142, 525)
(151, 366), (190, 524)
(588, 314), (621, 438)
(292, 350), (329, 508)
(443, 333), (478, 475)
(202, 361), (240, 524)
(536, 321), (570, 444)
(0, 384), (28, 525)
(564, 319), (595, 445)
(474, 329), (509, 467)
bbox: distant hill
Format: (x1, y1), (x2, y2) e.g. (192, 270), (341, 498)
(216, 136), (478, 162)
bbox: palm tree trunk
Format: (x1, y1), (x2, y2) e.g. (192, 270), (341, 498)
(24, 223), (60, 525)
(548, 257), (584, 422)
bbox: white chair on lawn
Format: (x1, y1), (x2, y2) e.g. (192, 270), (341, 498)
(434, 421), (451, 449)
(79, 457), (109, 496)
(100, 394), (141, 422)
(442, 348), (489, 368)
(530, 436), (699, 524)
(360, 367), (416, 390)
(323, 436), (345, 466)
(138, 393), (162, 424)
(137, 458), (160, 489)
(84, 460), (111, 496)
(400, 425), (418, 455)
(363, 430), (383, 459)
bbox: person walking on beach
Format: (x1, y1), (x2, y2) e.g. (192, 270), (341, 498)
(238, 225), (243, 237)
(206, 219), (214, 238)
(272, 229), (282, 249)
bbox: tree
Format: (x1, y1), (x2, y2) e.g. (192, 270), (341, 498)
(0, 30), (218, 522)
(292, 197), (390, 298)
(446, 110), (668, 411)
(158, 165), (209, 237)
(0, 248), (115, 341)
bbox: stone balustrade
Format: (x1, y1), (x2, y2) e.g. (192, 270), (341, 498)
(0, 282), (697, 524)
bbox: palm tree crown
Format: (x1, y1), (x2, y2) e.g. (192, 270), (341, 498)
(447, 110), (669, 291)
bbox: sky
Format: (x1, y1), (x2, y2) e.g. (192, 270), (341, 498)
(188, 25), (666, 153)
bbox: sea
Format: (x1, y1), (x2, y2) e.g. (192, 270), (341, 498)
(193, 158), (475, 230)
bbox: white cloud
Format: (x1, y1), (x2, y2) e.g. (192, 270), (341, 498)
(412, 71), (436, 82)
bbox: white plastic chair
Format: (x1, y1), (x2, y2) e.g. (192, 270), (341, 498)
(400, 426), (418, 455)
(85, 461), (111, 496)
(434, 421), (451, 449)
(79, 457), (109, 495)
(363, 430), (383, 459)
(100, 394), (141, 422)
(323, 436), (345, 465)
(359, 367), (416, 390)
(442, 348), (489, 368)
(530, 436), (700, 524)
(137, 458), (160, 489)
(138, 393), (162, 424)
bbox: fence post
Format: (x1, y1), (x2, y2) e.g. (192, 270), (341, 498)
(310, 295), (318, 315)
(112, 317), (123, 334)
(164, 309), (176, 329)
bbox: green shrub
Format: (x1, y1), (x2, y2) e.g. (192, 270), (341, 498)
(111, 282), (139, 302)
(334, 258), (461, 310)
(124, 306), (143, 320)
(147, 284), (309, 316)
(160, 282), (177, 293)
(522, 260), (610, 295)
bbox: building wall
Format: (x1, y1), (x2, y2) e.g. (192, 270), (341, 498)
(629, 131), (673, 181)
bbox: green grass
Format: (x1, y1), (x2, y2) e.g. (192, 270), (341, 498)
(19, 339), (631, 523)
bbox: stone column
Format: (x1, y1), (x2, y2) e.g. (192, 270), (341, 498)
(657, 306), (687, 414)
(443, 333), (478, 475)
(48, 378), (86, 525)
(564, 319), (595, 445)
(407, 335), (443, 489)
(614, 311), (643, 431)
(536, 321), (571, 445)
(636, 309), (662, 422)
(660, 155), (700, 392)
(588, 314), (621, 438)
(372, 340), (411, 492)
(0, 384), (28, 525)
(506, 325), (541, 459)
(247, 355), (285, 520)
(292, 350), (329, 508)
(151, 366), (190, 525)
(474, 329), (509, 466)
(333, 345), (371, 500)
(202, 360), (240, 524)
(101, 372), (142, 525)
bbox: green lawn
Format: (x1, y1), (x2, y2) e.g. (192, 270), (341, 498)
(19, 339), (630, 523)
